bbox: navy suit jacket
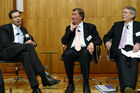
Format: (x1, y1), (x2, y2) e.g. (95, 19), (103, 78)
(61, 22), (102, 63)
(103, 21), (140, 59)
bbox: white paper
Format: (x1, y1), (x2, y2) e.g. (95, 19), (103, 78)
(121, 49), (140, 58)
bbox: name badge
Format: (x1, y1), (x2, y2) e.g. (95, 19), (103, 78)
(86, 35), (92, 41)
(25, 34), (30, 38)
(135, 31), (140, 37)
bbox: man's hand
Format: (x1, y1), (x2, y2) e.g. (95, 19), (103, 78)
(133, 43), (140, 52)
(25, 40), (36, 46)
(87, 42), (94, 55)
(105, 41), (112, 50)
(70, 21), (77, 31)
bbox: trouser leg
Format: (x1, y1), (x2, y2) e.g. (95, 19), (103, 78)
(129, 58), (138, 90)
(79, 49), (91, 85)
(24, 44), (44, 73)
(0, 70), (5, 93)
(20, 52), (39, 88)
(116, 54), (138, 92)
(63, 49), (76, 84)
(116, 54), (131, 91)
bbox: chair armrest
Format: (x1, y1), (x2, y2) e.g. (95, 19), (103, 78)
(107, 49), (115, 62)
(95, 46), (101, 62)
(63, 45), (65, 52)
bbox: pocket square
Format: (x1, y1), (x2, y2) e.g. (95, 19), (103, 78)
(86, 35), (92, 41)
(135, 31), (140, 37)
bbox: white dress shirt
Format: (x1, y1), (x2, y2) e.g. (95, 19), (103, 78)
(12, 24), (24, 44)
(125, 21), (134, 46)
(71, 22), (87, 48)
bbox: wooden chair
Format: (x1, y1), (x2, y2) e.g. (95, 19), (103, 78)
(61, 45), (102, 85)
(0, 60), (28, 93)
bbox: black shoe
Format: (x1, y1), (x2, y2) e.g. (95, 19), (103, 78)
(32, 88), (42, 93)
(124, 87), (135, 93)
(83, 85), (91, 93)
(41, 74), (60, 86)
(65, 83), (75, 93)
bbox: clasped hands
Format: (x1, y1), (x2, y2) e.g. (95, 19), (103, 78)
(25, 40), (36, 47)
(105, 41), (140, 53)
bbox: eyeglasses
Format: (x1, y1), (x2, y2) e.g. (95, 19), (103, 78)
(12, 15), (21, 19)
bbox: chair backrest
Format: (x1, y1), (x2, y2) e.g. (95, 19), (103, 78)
(0, 60), (18, 63)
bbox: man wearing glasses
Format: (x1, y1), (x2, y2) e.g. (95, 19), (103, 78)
(0, 10), (60, 93)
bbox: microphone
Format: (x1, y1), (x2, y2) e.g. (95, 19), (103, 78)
(78, 30), (80, 32)
(126, 25), (129, 29)
(16, 33), (19, 35)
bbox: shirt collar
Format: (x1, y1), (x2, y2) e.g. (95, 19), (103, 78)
(12, 23), (20, 29)
(78, 21), (83, 28)
(125, 21), (133, 26)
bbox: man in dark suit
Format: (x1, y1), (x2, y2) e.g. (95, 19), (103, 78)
(0, 70), (5, 93)
(103, 6), (140, 93)
(0, 10), (60, 93)
(62, 8), (102, 93)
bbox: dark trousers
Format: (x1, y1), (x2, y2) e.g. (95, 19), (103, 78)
(115, 53), (138, 92)
(63, 48), (91, 85)
(0, 70), (5, 93)
(4, 44), (44, 88)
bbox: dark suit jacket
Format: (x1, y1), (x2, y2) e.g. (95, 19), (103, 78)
(0, 24), (36, 60)
(61, 22), (102, 63)
(103, 21), (140, 59)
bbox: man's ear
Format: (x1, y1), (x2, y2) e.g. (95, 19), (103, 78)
(131, 14), (135, 19)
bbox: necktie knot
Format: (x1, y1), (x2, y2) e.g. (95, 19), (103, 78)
(125, 24), (129, 29)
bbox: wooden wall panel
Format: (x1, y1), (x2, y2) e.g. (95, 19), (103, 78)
(23, 0), (140, 74)
(0, 0), (14, 73)
(1, 0), (140, 74)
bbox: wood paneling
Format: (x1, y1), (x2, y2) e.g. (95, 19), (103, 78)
(0, 0), (13, 25)
(0, 0), (140, 74)
(23, 0), (140, 74)
(0, 0), (14, 73)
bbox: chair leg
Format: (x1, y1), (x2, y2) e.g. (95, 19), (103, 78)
(89, 78), (102, 85)
(5, 67), (28, 93)
(63, 75), (83, 85)
(74, 75), (82, 85)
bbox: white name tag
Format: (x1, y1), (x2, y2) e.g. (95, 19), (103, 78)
(135, 31), (140, 37)
(25, 34), (30, 38)
(86, 35), (92, 41)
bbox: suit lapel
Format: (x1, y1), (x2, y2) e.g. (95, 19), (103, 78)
(20, 27), (26, 37)
(9, 24), (15, 41)
(133, 21), (137, 43)
(118, 22), (125, 42)
(83, 22), (89, 42)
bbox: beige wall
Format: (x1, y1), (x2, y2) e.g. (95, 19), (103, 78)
(1, 0), (140, 74)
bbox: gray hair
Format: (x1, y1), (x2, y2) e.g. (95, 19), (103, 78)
(73, 8), (85, 20)
(124, 6), (136, 20)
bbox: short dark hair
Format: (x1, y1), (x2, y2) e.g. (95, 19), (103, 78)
(73, 8), (85, 20)
(124, 6), (136, 20)
(9, 10), (20, 19)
